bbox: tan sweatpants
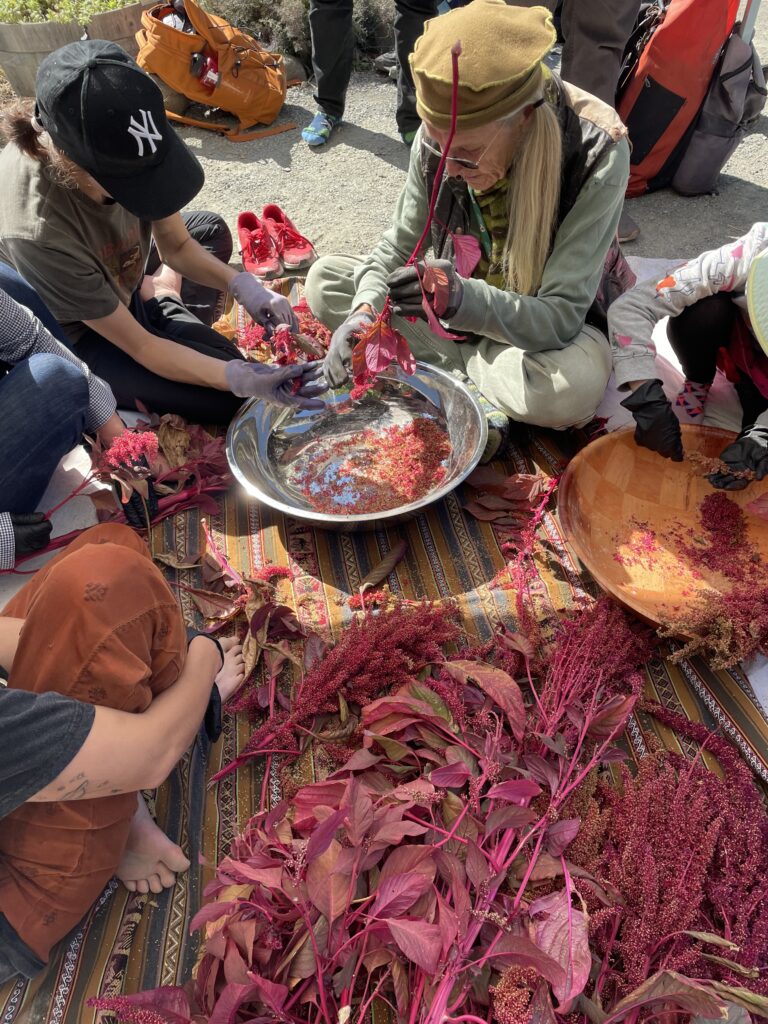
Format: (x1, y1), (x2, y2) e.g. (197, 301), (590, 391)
(306, 254), (613, 430)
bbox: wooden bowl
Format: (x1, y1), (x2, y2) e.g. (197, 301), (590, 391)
(558, 425), (768, 627)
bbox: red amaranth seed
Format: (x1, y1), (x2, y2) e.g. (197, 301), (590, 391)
(293, 416), (451, 515)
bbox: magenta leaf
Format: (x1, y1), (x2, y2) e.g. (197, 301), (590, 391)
(531, 890), (591, 1010)
(430, 761), (472, 788)
(370, 871), (433, 918)
(452, 232), (482, 277)
(443, 660), (527, 742)
(489, 934), (568, 990)
(395, 331), (417, 374)
(386, 919), (442, 973)
(363, 319), (400, 374)
(546, 818), (581, 857)
(380, 845), (436, 881)
(305, 808), (346, 863)
(586, 694), (636, 739)
(606, 972), (731, 1022)
(487, 778), (543, 805)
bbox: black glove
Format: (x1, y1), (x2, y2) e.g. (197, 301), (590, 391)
(10, 513), (52, 555)
(708, 422), (768, 490)
(118, 458), (159, 528)
(387, 259), (464, 321)
(620, 380), (683, 462)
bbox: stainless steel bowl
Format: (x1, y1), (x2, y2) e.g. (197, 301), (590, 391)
(226, 361), (488, 531)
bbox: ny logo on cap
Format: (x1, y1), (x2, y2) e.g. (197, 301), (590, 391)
(127, 110), (162, 157)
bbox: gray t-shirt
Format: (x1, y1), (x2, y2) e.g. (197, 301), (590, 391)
(0, 688), (94, 818)
(0, 143), (152, 343)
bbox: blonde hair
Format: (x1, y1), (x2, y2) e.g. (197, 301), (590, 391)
(503, 101), (562, 296)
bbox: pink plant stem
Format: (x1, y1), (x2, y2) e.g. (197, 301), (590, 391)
(512, 830), (545, 911)
(44, 471), (97, 518)
(409, 974), (426, 1024)
(357, 969), (392, 1022)
(2, 528), (85, 574)
(403, 810), (469, 845)
(294, 899), (335, 1024)
(561, 854), (575, 994)
(405, 42), (462, 269)
(445, 1016), (490, 1024)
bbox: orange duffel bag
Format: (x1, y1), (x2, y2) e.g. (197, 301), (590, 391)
(135, 0), (293, 141)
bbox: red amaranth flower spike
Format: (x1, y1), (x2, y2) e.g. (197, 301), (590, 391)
(102, 431), (159, 471)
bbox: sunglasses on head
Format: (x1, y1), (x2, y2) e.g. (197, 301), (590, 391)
(422, 98), (545, 170)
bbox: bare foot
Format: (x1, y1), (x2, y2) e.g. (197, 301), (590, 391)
(117, 795), (190, 895)
(139, 263), (183, 302)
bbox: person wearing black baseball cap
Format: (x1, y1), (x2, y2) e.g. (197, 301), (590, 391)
(0, 40), (325, 423)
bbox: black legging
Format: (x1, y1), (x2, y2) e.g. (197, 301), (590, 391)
(666, 293), (768, 429)
(72, 211), (245, 425)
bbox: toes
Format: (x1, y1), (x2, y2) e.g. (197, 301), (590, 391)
(157, 863), (178, 889)
(122, 880), (138, 893)
(136, 879), (149, 895)
(148, 874), (164, 894)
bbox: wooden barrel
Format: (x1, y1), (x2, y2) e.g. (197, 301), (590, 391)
(0, 1), (154, 97)
(86, 1), (155, 59)
(0, 20), (81, 97)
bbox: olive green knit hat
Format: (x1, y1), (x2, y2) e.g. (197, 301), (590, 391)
(410, 0), (556, 130)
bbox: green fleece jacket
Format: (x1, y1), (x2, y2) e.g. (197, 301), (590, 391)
(351, 126), (630, 353)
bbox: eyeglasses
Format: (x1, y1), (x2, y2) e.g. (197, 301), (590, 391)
(422, 99), (545, 171)
(422, 124), (505, 170)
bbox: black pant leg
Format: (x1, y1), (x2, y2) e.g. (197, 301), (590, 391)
(73, 296), (244, 424)
(666, 294), (737, 386)
(145, 211), (233, 328)
(308, 0), (354, 119)
(560, 0), (640, 106)
(394, 0), (437, 134)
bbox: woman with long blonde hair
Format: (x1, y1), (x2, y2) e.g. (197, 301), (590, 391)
(308, 0), (633, 457)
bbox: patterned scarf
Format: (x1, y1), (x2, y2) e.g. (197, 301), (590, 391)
(471, 177), (509, 289)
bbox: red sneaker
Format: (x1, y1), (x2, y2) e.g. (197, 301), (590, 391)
(237, 211), (282, 278)
(262, 204), (316, 270)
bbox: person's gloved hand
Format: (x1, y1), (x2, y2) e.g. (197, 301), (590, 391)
(387, 259), (464, 320)
(323, 309), (374, 388)
(225, 359), (327, 410)
(708, 422), (768, 490)
(620, 379), (683, 461)
(11, 513), (52, 555)
(229, 272), (298, 338)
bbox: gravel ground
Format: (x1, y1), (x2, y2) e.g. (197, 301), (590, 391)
(183, 0), (768, 265)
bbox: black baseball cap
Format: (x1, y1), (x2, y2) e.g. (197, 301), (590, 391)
(35, 39), (204, 220)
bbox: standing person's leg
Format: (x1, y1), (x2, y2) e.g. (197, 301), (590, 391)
(304, 0), (354, 144)
(0, 265), (70, 348)
(560, 0), (640, 106)
(0, 354), (89, 513)
(393, 0), (438, 140)
(145, 212), (233, 327)
(72, 298), (245, 423)
(0, 526), (187, 975)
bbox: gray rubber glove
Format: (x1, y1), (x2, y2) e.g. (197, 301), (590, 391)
(387, 259), (464, 320)
(11, 512), (52, 555)
(323, 309), (374, 388)
(620, 379), (683, 462)
(225, 359), (327, 410)
(229, 272), (298, 338)
(708, 423), (768, 490)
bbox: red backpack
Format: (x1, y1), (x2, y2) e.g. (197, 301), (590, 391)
(617, 0), (740, 196)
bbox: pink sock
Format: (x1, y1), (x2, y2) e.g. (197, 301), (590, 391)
(675, 380), (712, 422)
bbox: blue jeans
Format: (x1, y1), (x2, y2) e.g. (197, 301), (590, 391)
(0, 263), (71, 348)
(0, 353), (89, 513)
